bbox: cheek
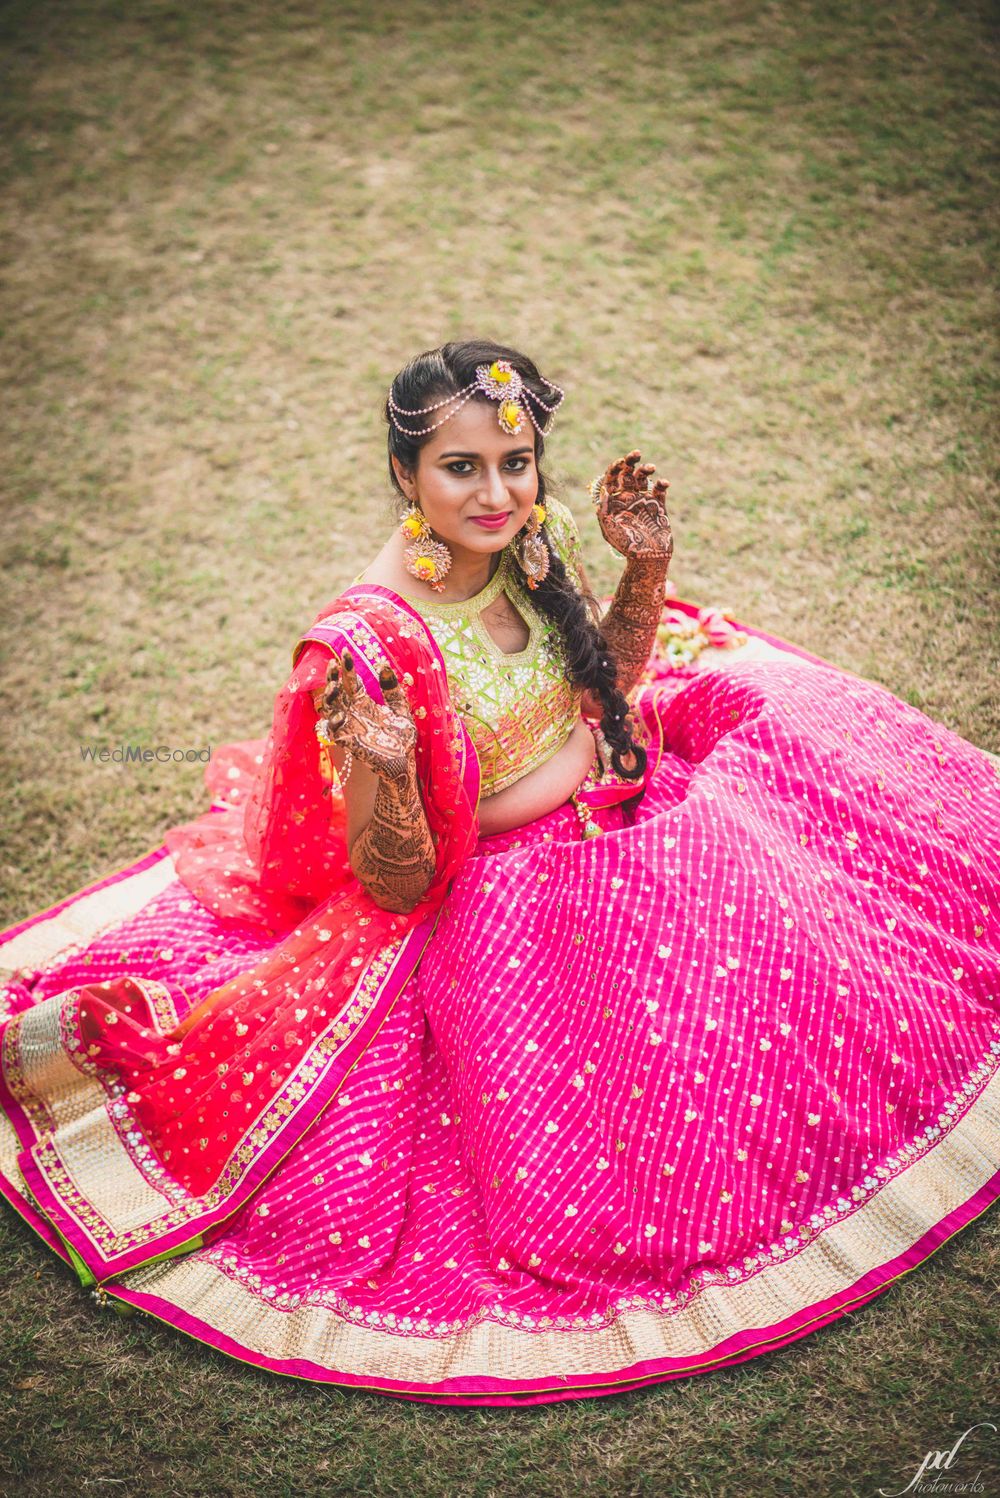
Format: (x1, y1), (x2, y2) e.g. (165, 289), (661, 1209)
(422, 474), (467, 508)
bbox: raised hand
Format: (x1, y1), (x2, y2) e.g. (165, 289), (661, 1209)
(321, 650), (417, 785)
(592, 449), (673, 564)
(587, 451), (674, 702)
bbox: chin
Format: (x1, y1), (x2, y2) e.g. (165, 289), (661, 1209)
(463, 522), (517, 548)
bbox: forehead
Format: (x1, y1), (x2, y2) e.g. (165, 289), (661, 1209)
(418, 397), (535, 459)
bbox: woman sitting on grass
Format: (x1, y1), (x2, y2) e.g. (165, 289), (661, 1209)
(2, 338), (998, 1408)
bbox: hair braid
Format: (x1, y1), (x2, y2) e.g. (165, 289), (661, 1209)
(530, 532), (647, 782)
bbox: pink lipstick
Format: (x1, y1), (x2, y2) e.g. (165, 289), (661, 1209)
(469, 513), (511, 530)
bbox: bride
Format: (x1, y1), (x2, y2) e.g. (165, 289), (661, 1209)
(318, 341), (668, 908)
(1, 339), (998, 1407)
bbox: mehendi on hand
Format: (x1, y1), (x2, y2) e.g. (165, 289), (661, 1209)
(320, 651), (437, 914)
(591, 450), (673, 696)
(600, 555), (671, 698)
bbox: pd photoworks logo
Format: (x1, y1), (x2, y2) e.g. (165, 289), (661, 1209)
(878, 1422), (997, 1496)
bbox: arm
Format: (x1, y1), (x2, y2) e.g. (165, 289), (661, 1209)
(318, 652), (437, 914)
(564, 542), (669, 704)
(588, 450), (673, 699)
(595, 555), (670, 699)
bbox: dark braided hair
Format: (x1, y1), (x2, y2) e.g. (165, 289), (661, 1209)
(384, 339), (647, 783)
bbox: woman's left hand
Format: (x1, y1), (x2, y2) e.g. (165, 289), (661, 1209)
(592, 449), (673, 564)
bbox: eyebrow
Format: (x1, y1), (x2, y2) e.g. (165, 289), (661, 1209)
(438, 447), (534, 459)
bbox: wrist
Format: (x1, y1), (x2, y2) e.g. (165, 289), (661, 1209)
(620, 551), (670, 577)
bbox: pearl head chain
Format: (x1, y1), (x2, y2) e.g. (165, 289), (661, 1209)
(388, 359), (566, 439)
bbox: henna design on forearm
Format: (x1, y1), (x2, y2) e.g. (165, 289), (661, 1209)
(320, 651), (437, 914)
(350, 771), (438, 914)
(599, 555), (670, 698)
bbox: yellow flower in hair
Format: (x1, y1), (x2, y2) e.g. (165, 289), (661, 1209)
(532, 502), (546, 524)
(401, 512), (425, 538)
(498, 399), (522, 434)
(489, 361), (512, 384)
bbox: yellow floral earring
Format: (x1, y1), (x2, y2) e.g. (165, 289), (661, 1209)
(400, 502), (452, 593)
(515, 502), (550, 590)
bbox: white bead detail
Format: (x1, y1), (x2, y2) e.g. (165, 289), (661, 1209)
(388, 362), (565, 438)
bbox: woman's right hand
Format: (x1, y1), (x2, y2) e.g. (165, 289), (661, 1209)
(321, 650), (417, 785)
(319, 650), (437, 914)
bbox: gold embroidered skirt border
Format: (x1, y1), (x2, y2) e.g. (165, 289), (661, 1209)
(88, 1059), (1000, 1401)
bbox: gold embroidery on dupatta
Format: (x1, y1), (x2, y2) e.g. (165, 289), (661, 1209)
(1, 937), (407, 1256)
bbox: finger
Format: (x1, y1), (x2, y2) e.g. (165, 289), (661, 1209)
(378, 664), (413, 720)
(604, 458), (625, 492)
(322, 658), (344, 716)
(620, 452), (646, 492)
(323, 698), (352, 742)
(610, 457), (633, 492)
(339, 648), (360, 703)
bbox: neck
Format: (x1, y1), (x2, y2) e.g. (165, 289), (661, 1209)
(440, 542), (502, 601)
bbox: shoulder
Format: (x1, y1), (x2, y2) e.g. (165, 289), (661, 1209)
(296, 586), (444, 708)
(544, 494), (580, 545)
(354, 531), (413, 595)
(544, 495), (588, 592)
(293, 604), (384, 703)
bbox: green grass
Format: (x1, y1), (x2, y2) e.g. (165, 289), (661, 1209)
(1, 0), (998, 1493)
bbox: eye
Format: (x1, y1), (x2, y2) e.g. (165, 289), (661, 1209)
(443, 456), (532, 475)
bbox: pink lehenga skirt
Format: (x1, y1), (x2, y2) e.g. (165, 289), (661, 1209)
(2, 605), (999, 1406)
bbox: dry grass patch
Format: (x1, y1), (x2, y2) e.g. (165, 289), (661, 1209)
(1, 1), (998, 1494)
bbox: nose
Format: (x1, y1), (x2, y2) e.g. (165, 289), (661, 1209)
(481, 466), (510, 510)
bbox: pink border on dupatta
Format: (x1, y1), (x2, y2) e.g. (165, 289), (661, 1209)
(0, 586), (481, 1284)
(1, 919), (439, 1281)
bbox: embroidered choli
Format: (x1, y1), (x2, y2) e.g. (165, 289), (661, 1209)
(397, 498), (586, 796)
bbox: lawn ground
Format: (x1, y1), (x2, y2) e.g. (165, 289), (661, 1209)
(1, 2), (998, 1494)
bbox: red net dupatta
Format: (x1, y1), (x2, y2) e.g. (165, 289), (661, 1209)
(0, 588), (480, 1284)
